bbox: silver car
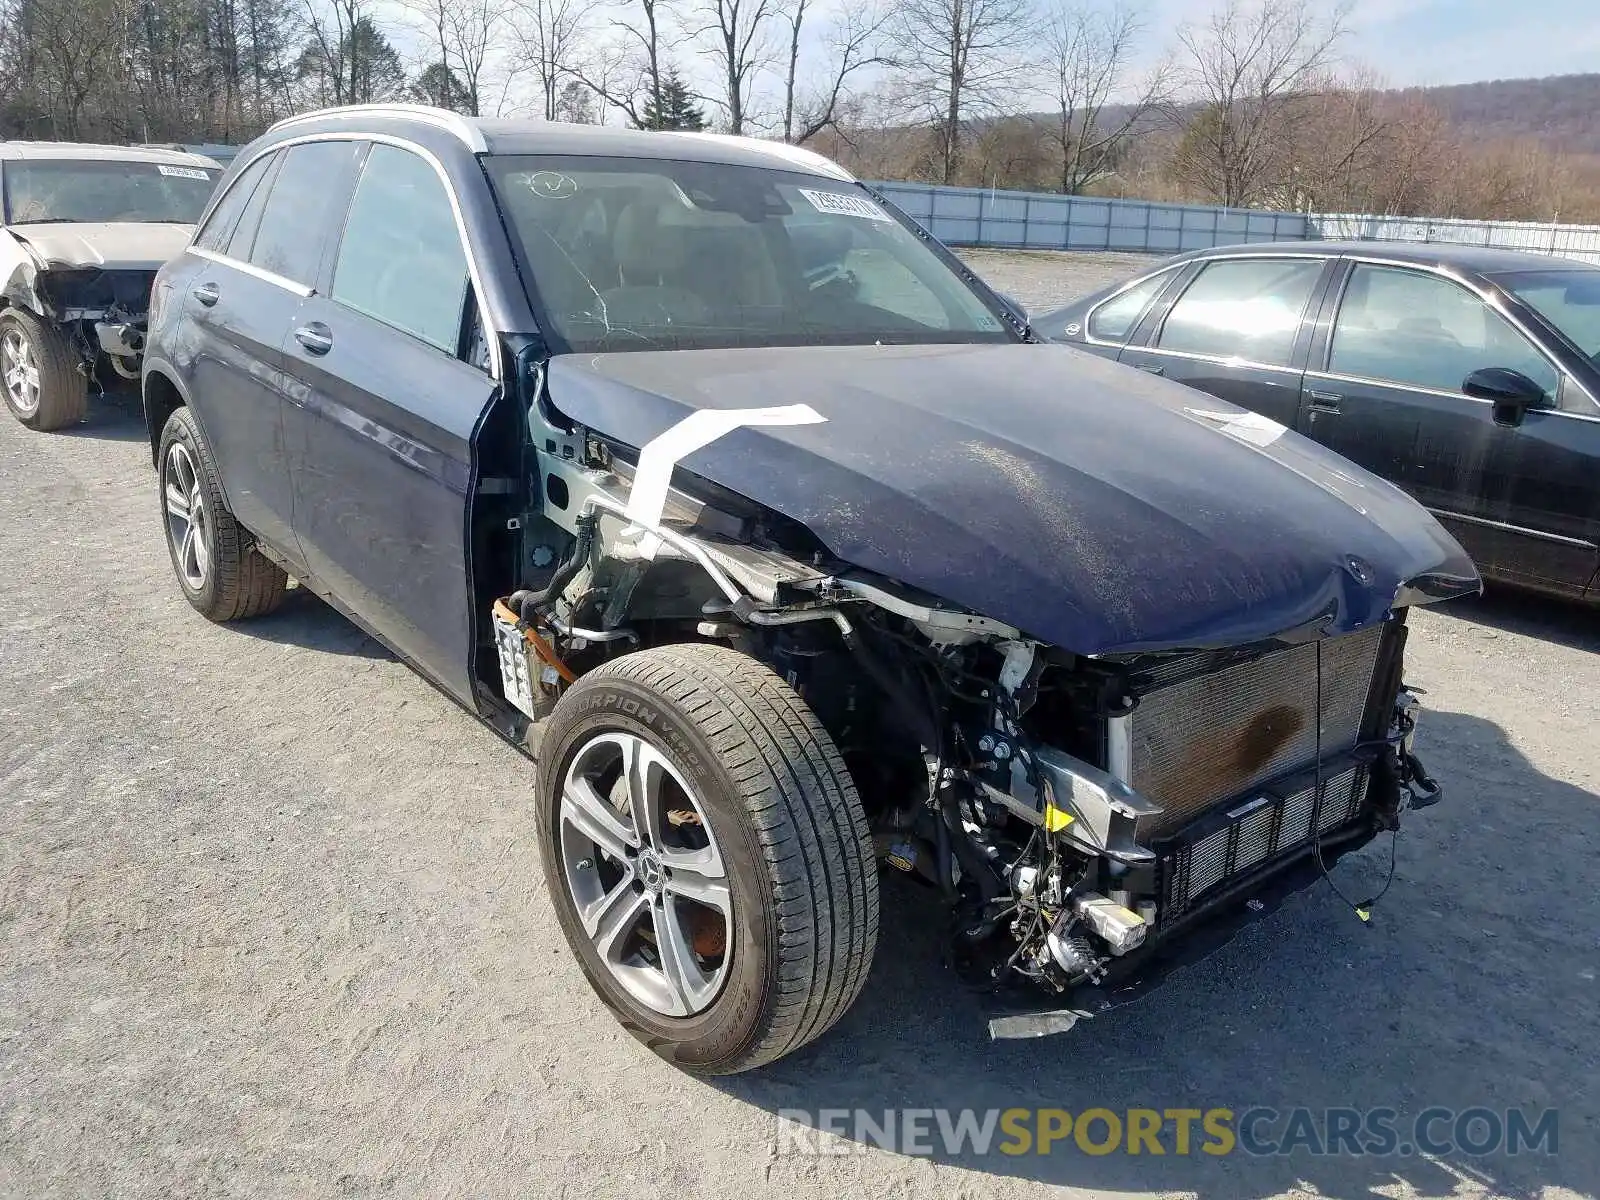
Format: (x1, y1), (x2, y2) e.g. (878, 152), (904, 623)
(0, 141), (218, 430)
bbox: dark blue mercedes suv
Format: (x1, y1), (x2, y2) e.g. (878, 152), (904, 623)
(142, 105), (1476, 1074)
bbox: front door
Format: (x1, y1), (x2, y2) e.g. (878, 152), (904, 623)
(1119, 255), (1331, 428)
(1302, 260), (1599, 595)
(280, 142), (498, 703)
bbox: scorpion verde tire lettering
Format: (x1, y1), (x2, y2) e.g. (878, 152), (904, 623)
(0, 308), (85, 432)
(158, 406), (289, 622)
(537, 643), (878, 1074)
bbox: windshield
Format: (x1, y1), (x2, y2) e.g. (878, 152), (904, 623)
(3, 159), (215, 225)
(1498, 268), (1600, 361)
(487, 155), (1014, 352)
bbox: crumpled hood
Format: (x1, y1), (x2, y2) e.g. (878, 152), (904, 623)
(13, 222), (193, 271)
(547, 342), (1479, 655)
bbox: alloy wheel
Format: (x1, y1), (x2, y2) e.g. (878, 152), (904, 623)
(163, 441), (212, 590)
(2, 327), (40, 417)
(558, 731), (734, 1018)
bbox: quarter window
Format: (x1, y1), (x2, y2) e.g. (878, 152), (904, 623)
(1156, 258), (1323, 367)
(194, 154), (272, 253)
(332, 144), (471, 355)
(248, 141), (358, 285)
(1329, 264), (1559, 401)
(1088, 269), (1173, 342)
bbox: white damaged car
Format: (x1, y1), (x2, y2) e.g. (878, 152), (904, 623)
(1, 142), (218, 430)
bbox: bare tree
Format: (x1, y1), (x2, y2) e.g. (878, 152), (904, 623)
(1168, 0), (1349, 206)
(401, 0), (506, 114)
(508, 0), (595, 119)
(573, 0), (667, 128)
(781, 0), (892, 144)
(1046, 1), (1169, 194)
(885, 0), (1035, 183)
(695, 0), (775, 134)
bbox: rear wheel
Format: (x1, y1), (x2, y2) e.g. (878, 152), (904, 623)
(158, 406), (288, 621)
(537, 643), (879, 1074)
(0, 308), (85, 431)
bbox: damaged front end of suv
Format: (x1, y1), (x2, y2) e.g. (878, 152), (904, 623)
(1, 147), (214, 430)
(490, 337), (1478, 1045)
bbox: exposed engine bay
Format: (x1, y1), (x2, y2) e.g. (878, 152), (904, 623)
(484, 392), (1445, 1028)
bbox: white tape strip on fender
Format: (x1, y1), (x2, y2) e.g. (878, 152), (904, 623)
(1186, 407), (1288, 449)
(622, 404), (827, 558)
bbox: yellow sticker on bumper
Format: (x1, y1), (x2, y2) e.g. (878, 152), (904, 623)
(1044, 805), (1075, 832)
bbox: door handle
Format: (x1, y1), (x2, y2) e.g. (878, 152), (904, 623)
(1137, 364), (1165, 376)
(191, 281), (219, 307)
(293, 322), (333, 356)
(1307, 390), (1342, 414)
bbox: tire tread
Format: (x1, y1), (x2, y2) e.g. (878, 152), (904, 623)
(579, 643), (879, 1072)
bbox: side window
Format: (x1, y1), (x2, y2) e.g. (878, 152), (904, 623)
(1329, 264), (1560, 401)
(1088, 269), (1174, 342)
(332, 144), (471, 355)
(249, 141), (358, 286)
(1156, 258), (1324, 366)
(195, 154), (272, 253)
(225, 151), (278, 261)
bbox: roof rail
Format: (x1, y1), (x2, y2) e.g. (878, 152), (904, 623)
(267, 104), (487, 153)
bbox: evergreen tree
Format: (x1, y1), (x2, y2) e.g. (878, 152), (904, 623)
(637, 69), (707, 132)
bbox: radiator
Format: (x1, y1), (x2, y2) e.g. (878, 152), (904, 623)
(1128, 624), (1385, 840)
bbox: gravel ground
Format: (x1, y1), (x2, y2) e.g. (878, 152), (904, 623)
(1, 250), (1597, 1200)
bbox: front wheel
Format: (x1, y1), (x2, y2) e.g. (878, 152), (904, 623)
(537, 643), (879, 1074)
(0, 308), (86, 431)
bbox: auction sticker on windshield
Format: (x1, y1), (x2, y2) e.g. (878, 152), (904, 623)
(157, 165), (211, 181)
(798, 188), (892, 222)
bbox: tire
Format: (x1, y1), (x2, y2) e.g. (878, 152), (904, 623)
(537, 643), (879, 1074)
(157, 406), (288, 622)
(1, 307), (86, 431)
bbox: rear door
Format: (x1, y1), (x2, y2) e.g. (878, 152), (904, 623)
(182, 140), (361, 560)
(1119, 255), (1332, 427)
(1301, 259), (1598, 594)
(281, 141), (498, 703)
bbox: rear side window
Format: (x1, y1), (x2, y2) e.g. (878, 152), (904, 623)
(1157, 258), (1323, 367)
(1087, 269), (1174, 342)
(331, 144), (470, 354)
(194, 154), (273, 253)
(249, 141), (358, 286)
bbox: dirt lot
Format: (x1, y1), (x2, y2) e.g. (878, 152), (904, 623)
(1, 249), (1597, 1200)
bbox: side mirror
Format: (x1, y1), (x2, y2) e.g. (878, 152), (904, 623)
(1463, 367), (1545, 428)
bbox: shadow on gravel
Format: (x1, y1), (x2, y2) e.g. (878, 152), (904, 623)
(718, 707), (1598, 1199)
(57, 394), (150, 443)
(1435, 587), (1600, 655)
(231, 587), (393, 660)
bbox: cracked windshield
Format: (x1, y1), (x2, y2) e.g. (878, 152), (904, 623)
(488, 155), (1014, 352)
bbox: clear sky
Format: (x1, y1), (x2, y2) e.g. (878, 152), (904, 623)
(1148, 0), (1599, 88)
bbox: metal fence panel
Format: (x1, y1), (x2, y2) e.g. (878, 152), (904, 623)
(867, 182), (1315, 254)
(869, 180), (1600, 264)
(1312, 212), (1600, 264)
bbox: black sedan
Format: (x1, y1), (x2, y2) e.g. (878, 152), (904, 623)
(1035, 242), (1600, 603)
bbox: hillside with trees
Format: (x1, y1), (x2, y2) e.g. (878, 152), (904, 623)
(0, 0), (1595, 222)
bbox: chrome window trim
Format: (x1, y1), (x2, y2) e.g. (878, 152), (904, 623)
(1129, 342), (1305, 377)
(1429, 506), (1597, 550)
(1305, 368), (1600, 424)
(267, 104), (488, 153)
(186, 131), (502, 381)
(188, 245), (312, 297)
(1147, 253), (1327, 368)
